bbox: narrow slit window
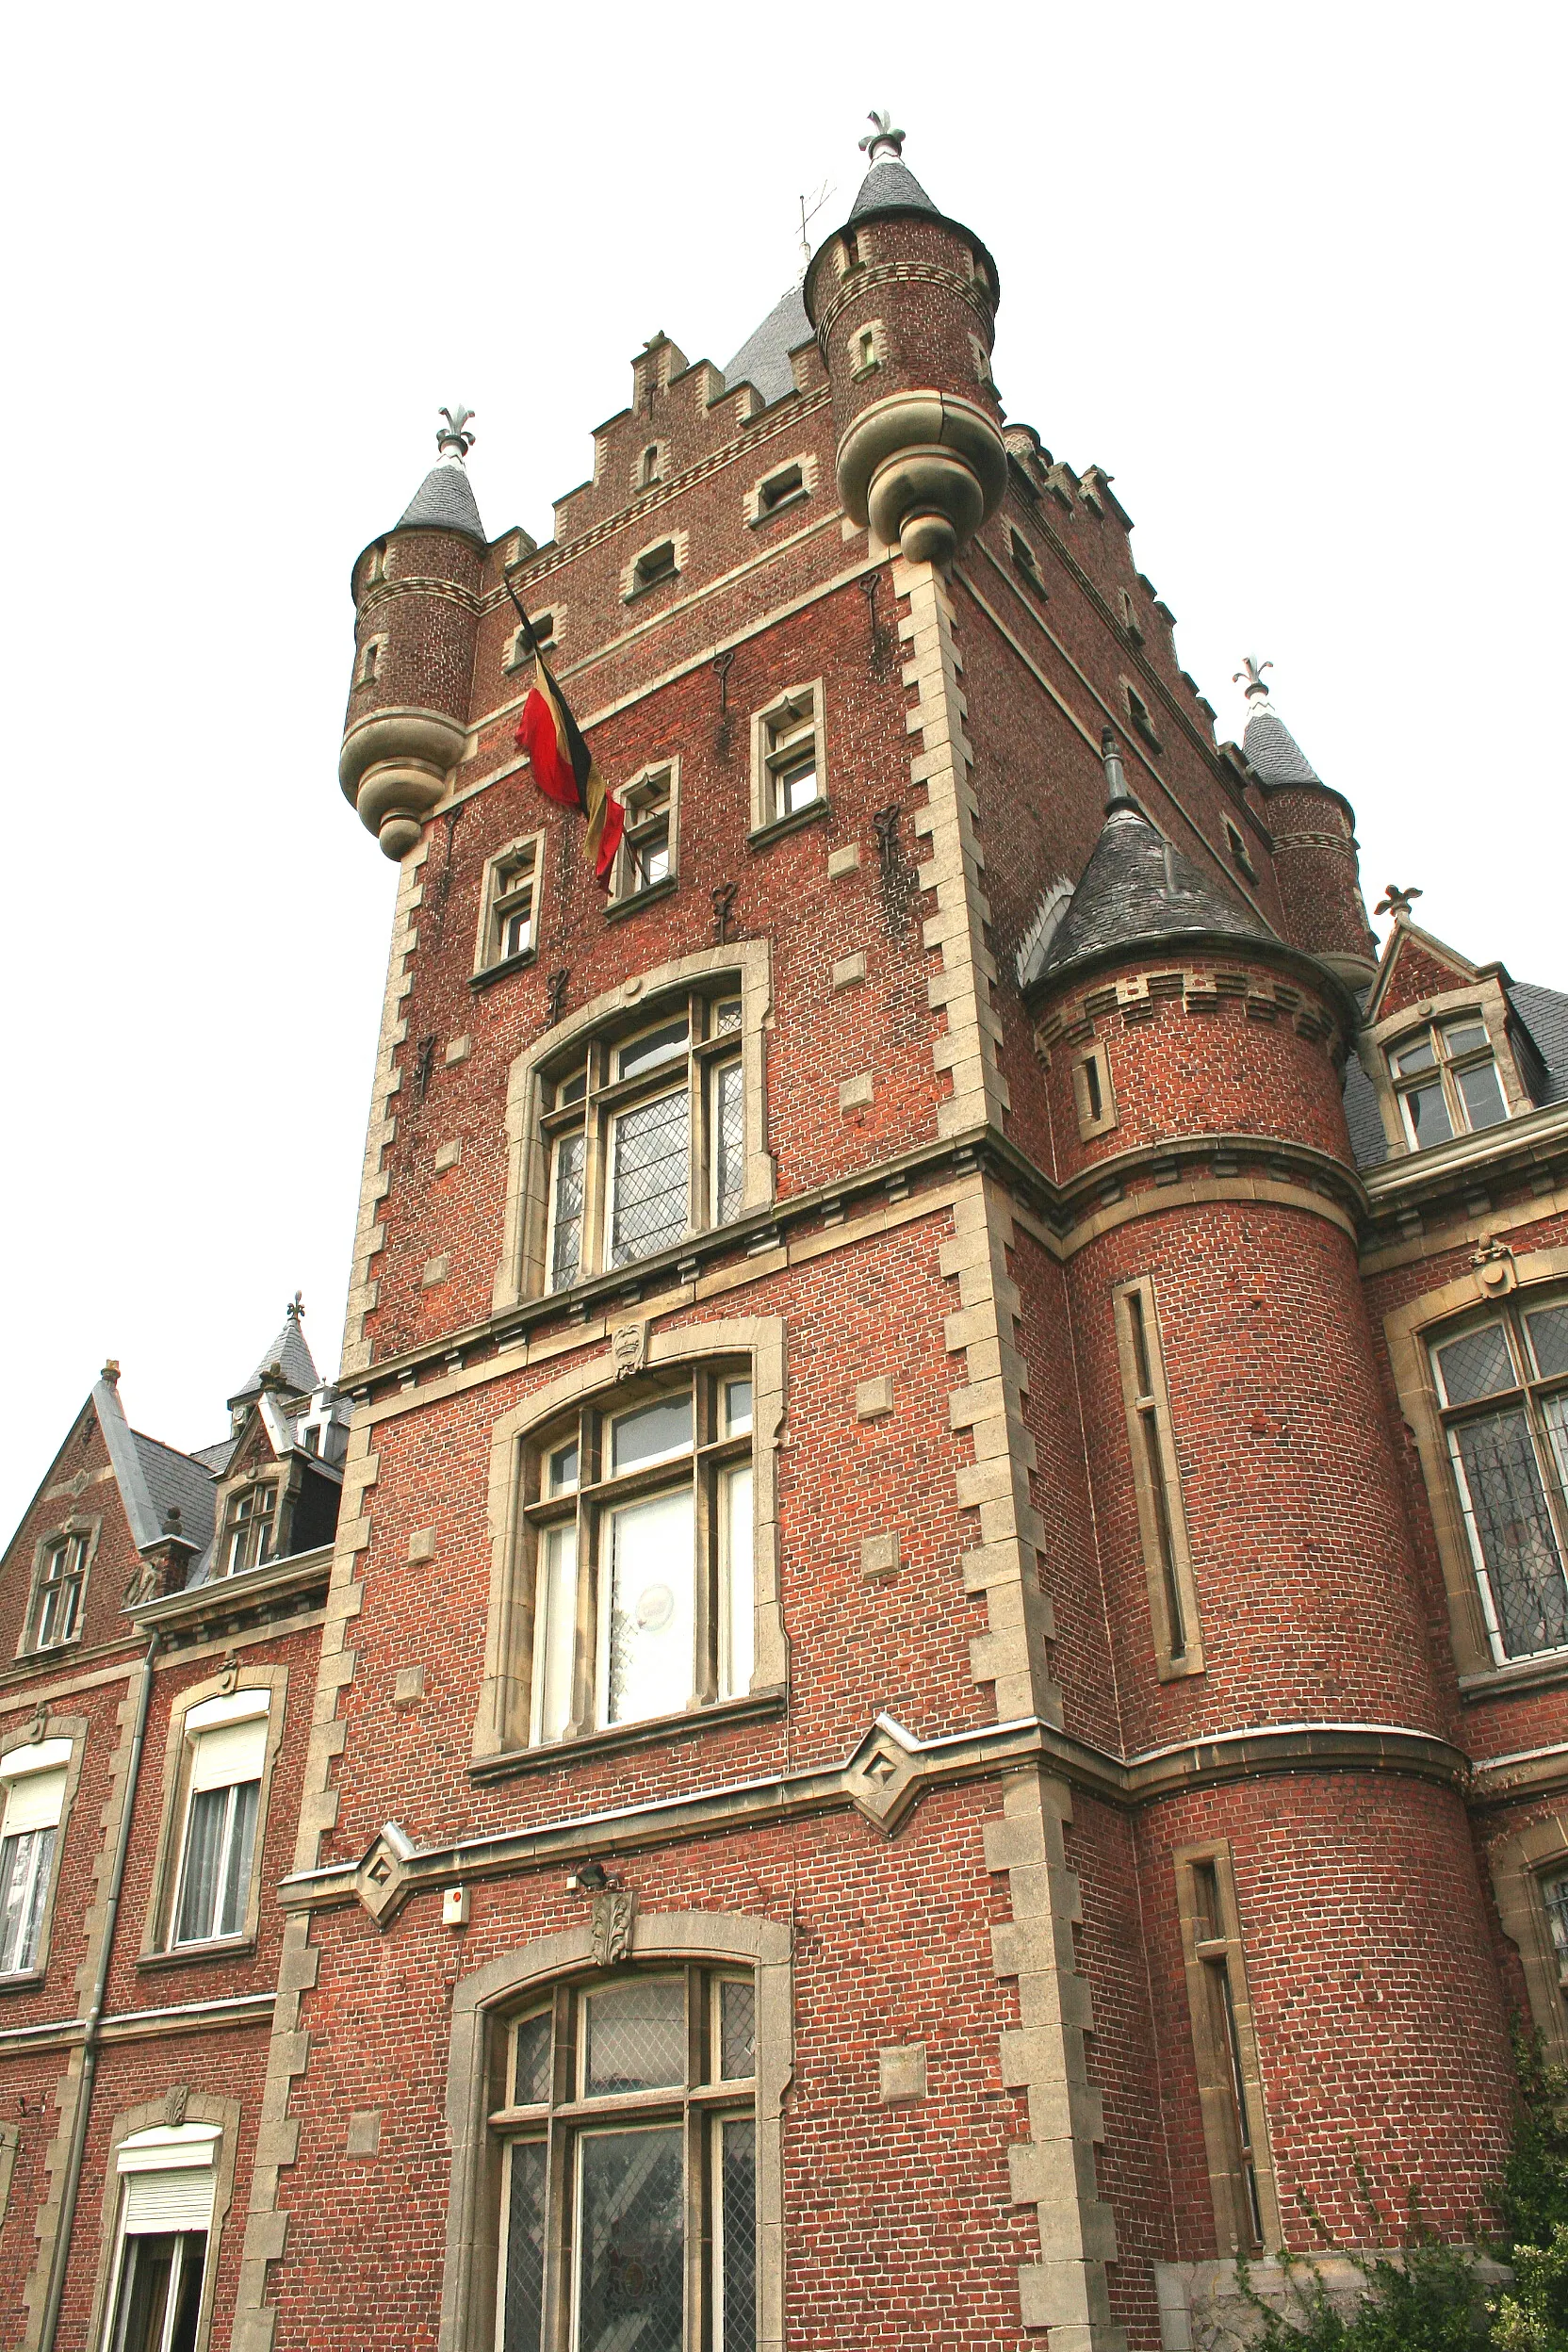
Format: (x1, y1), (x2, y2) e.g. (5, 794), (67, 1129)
(759, 693), (821, 825)
(1114, 1279), (1203, 1678)
(1176, 1844), (1276, 2257)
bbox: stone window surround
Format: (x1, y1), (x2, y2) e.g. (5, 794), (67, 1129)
(1008, 526), (1047, 596)
(0, 2116), (15, 2225)
(473, 1315), (787, 1764)
(1070, 1040), (1118, 1141)
(0, 1712), (88, 1985)
(633, 439), (669, 493)
(848, 316), (887, 380)
(353, 631), (388, 690)
(748, 678), (827, 840)
(1382, 1244), (1568, 1685)
(81, 2092), (241, 2352)
(744, 451), (818, 526)
(608, 758), (680, 908)
(620, 529), (689, 604)
(492, 941), (775, 1318)
(1356, 974), (1537, 1162)
(504, 607), (564, 673)
(19, 1515), (101, 1660)
(1120, 675), (1163, 751)
(474, 828), (547, 977)
(1171, 1838), (1282, 2256)
(1490, 1815), (1568, 2066)
(832, 222), (875, 275)
(1112, 1277), (1205, 1681)
(138, 1663), (289, 1963)
(437, 1909), (790, 2352)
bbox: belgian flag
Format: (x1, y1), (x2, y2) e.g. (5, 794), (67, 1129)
(509, 593), (624, 886)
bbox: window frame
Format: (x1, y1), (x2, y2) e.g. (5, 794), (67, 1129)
(749, 683), (826, 841)
(1387, 1012), (1511, 1151)
(505, 614), (558, 674)
(439, 1914), (791, 2352)
(1360, 975), (1538, 1161)
(82, 2098), (240, 2352)
(621, 533), (686, 602)
(608, 762), (678, 910)
(847, 318), (885, 380)
(139, 1671), (286, 1962)
(1070, 1041), (1118, 1141)
(476, 832), (547, 978)
(1112, 1278), (1205, 1680)
(0, 1723), (83, 1984)
(1427, 1292), (1568, 1667)
(26, 1521), (95, 1653)
(1121, 678), (1163, 752)
(1172, 1840), (1280, 2256)
(217, 1479), (277, 1579)
(744, 455), (816, 527)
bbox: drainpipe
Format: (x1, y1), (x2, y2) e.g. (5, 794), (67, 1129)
(37, 1629), (160, 2352)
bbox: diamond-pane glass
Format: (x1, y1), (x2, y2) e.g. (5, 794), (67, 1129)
(714, 998), (742, 1036)
(719, 2117), (758, 2352)
(577, 2126), (683, 2352)
(719, 1981), (756, 2080)
(1453, 1408), (1568, 1657)
(714, 1060), (743, 1226)
(550, 1133), (586, 1289)
(611, 1089), (690, 1266)
(1435, 1324), (1514, 1406)
(585, 1977), (686, 2095)
(514, 2011), (552, 2105)
(502, 2140), (547, 2352)
(1527, 1306), (1568, 1382)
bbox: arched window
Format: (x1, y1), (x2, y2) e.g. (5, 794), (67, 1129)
(522, 1364), (754, 1744)
(495, 1966), (758, 2352)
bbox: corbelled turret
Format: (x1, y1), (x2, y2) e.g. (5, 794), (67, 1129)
(804, 115), (1006, 566)
(340, 407), (487, 859)
(1234, 656), (1379, 989)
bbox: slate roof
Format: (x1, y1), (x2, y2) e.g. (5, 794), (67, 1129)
(230, 1312), (318, 1407)
(849, 155), (939, 222)
(723, 283), (812, 408)
(1340, 977), (1568, 1171)
(1033, 794), (1274, 987)
(132, 1432), (218, 1550)
(190, 1437), (238, 1477)
(394, 456), (486, 545)
(1243, 707), (1322, 788)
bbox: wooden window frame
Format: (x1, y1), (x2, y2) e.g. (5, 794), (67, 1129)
(608, 761), (678, 910)
(749, 682), (827, 841)
(1113, 1278), (1204, 1679)
(1385, 1011), (1512, 1152)
(139, 1669), (287, 1963)
(24, 1521), (97, 1656)
(0, 1716), (87, 1984)
(1173, 1840), (1280, 2255)
(476, 832), (546, 976)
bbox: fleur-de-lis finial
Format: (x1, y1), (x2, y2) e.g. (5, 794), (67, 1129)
(1233, 655), (1273, 705)
(1374, 883), (1424, 921)
(436, 405), (476, 460)
(859, 110), (906, 165)
(286, 1291), (304, 1323)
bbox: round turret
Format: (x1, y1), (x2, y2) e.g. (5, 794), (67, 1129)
(804, 117), (1006, 566)
(1236, 657), (1379, 988)
(340, 407), (486, 859)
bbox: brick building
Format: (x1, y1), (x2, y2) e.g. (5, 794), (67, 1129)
(5, 115), (1568, 2352)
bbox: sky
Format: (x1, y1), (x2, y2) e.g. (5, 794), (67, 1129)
(1, 0), (1562, 1538)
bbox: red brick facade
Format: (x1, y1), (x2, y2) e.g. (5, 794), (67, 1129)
(6, 129), (1568, 2352)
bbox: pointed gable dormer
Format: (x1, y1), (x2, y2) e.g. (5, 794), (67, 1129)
(1355, 890), (1549, 1159)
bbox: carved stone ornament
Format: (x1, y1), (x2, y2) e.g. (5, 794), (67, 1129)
(26, 1703), (49, 1746)
(217, 1650), (240, 1696)
(1472, 1236), (1518, 1296)
(164, 2084), (188, 2129)
(591, 1886), (637, 1968)
(611, 1322), (648, 1382)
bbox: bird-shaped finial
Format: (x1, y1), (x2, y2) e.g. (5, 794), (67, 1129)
(859, 110), (906, 165)
(1374, 884), (1424, 921)
(436, 406), (476, 460)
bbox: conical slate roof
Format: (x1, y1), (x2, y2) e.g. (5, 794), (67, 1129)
(229, 1307), (318, 1408)
(1035, 794), (1273, 987)
(849, 155), (939, 222)
(1243, 705), (1321, 787)
(723, 283), (812, 407)
(394, 454), (486, 545)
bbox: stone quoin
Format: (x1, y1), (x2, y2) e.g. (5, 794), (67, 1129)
(6, 113), (1568, 2352)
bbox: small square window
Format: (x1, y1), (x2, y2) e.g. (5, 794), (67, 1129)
(1226, 821), (1257, 882)
(505, 614), (555, 673)
(632, 541), (678, 594)
(850, 322), (883, 378)
(760, 465), (805, 514)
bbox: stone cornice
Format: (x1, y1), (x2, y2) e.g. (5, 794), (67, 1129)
(279, 1712), (1470, 1925)
(125, 1544), (333, 1640)
(0, 1988), (276, 2055)
(1361, 1098), (1568, 1221)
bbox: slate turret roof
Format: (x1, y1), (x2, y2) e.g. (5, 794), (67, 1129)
(394, 454), (487, 545)
(849, 155), (940, 222)
(723, 284), (812, 408)
(1243, 704), (1323, 788)
(229, 1307), (318, 1409)
(1032, 786), (1274, 988)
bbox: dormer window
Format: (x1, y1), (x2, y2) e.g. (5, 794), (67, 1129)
(31, 1533), (88, 1650)
(1388, 1015), (1509, 1149)
(221, 1483), (276, 1577)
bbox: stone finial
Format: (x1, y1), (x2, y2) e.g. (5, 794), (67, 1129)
(286, 1291), (305, 1324)
(435, 405), (476, 460)
(1102, 729), (1138, 815)
(101, 1358), (121, 1386)
(1233, 655), (1273, 707)
(162, 1506), (184, 1536)
(1374, 883), (1424, 920)
(258, 1360), (286, 1393)
(859, 110), (906, 165)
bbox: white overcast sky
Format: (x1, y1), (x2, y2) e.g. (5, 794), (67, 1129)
(2, 1), (1561, 1537)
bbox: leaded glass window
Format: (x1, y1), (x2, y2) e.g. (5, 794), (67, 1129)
(1431, 1298), (1568, 1662)
(539, 987), (750, 1295)
(494, 1970), (757, 2352)
(521, 1367), (755, 1744)
(1543, 1870), (1568, 1987)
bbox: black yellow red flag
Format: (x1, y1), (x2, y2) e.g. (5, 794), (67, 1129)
(509, 593), (623, 885)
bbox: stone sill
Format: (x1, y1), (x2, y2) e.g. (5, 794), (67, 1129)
(137, 1935), (258, 1972)
(1459, 1647), (1568, 1702)
(0, 1967), (45, 1995)
(604, 874), (678, 923)
(748, 490), (809, 528)
(470, 947), (538, 992)
(470, 1687), (786, 1784)
(748, 797), (831, 853)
